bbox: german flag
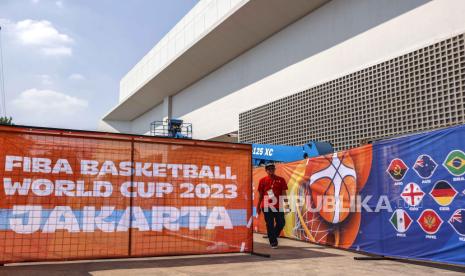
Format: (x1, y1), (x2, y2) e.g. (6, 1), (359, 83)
(430, 180), (457, 206)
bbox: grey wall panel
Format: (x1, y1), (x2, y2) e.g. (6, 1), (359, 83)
(239, 34), (465, 150)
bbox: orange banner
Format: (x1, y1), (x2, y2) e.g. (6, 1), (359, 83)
(253, 146), (372, 248)
(0, 125), (252, 263)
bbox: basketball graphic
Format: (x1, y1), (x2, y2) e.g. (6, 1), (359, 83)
(306, 152), (357, 224)
(294, 180), (331, 243)
(253, 145), (372, 249)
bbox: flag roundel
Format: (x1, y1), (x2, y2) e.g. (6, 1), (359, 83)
(387, 158), (408, 181)
(430, 180), (457, 206)
(390, 209), (412, 233)
(443, 150), (465, 176)
(449, 209), (465, 236)
(401, 183), (425, 207)
(417, 209), (443, 235)
(413, 154), (438, 179)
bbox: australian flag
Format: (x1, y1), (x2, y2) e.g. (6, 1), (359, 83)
(413, 155), (438, 179)
(449, 209), (465, 236)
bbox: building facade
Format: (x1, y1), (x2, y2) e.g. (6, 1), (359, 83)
(100, 0), (465, 150)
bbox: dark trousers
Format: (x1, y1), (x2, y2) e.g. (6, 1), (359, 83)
(263, 210), (285, 246)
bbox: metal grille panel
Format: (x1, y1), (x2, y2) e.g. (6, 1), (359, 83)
(239, 34), (465, 150)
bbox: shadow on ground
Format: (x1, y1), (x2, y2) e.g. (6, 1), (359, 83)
(2, 239), (465, 275)
(0, 242), (339, 276)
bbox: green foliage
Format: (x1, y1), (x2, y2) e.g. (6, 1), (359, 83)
(0, 116), (13, 125)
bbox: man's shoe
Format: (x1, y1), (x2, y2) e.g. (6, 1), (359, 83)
(271, 245), (278, 249)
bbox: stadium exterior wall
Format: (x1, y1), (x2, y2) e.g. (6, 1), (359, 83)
(100, 0), (465, 142)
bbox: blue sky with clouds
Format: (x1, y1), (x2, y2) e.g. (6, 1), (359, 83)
(0, 0), (197, 130)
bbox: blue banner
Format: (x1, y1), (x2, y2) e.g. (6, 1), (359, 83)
(254, 123), (465, 267)
(355, 124), (465, 265)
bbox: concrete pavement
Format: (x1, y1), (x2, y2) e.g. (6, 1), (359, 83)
(1, 233), (464, 275)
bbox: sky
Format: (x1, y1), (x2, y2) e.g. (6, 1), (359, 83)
(0, 0), (198, 130)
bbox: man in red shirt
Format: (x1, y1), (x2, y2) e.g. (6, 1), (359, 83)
(256, 163), (288, 248)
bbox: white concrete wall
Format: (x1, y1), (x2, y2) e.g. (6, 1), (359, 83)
(129, 0), (465, 139)
(119, 0), (248, 102)
(130, 102), (164, 135)
(98, 120), (132, 133)
(99, 103), (163, 135)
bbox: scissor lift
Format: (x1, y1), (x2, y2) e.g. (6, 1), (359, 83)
(150, 119), (192, 139)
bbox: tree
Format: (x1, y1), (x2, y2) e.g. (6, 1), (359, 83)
(0, 116), (13, 125)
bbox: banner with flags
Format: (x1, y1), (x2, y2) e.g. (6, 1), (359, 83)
(253, 123), (465, 266)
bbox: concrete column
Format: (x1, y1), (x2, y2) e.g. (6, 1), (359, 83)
(162, 96), (172, 121)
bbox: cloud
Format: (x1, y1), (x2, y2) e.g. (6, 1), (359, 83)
(6, 19), (73, 56)
(36, 74), (53, 85)
(68, 73), (85, 81)
(41, 46), (72, 56)
(11, 88), (88, 127)
(0, 18), (13, 29)
(56, 1), (63, 8)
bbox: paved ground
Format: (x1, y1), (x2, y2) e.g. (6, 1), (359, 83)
(1, 234), (464, 275)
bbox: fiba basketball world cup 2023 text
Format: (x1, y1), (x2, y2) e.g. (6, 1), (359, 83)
(2, 155), (240, 234)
